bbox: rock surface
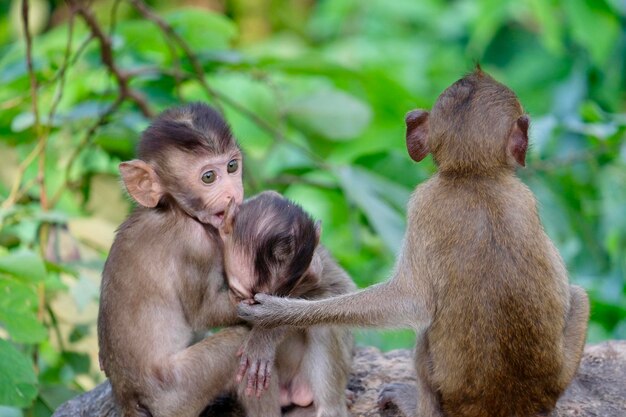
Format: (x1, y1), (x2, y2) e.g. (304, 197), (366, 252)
(53, 341), (626, 417)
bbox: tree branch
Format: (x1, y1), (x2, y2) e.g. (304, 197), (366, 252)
(49, 97), (124, 207)
(128, 0), (329, 167)
(2, 0), (47, 211)
(128, 0), (282, 135)
(69, 0), (154, 118)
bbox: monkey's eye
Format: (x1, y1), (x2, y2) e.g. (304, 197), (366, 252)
(227, 159), (239, 173)
(201, 170), (216, 184)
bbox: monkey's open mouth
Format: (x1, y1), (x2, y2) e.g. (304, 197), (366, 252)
(214, 211), (225, 220)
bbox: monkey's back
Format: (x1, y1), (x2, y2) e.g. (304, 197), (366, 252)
(98, 209), (228, 407)
(414, 174), (570, 417)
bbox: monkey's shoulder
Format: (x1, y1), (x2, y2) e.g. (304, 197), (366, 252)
(409, 174), (536, 211)
(116, 208), (219, 247)
(104, 210), (222, 285)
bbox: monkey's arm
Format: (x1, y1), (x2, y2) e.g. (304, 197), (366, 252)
(238, 279), (430, 329)
(202, 286), (244, 327)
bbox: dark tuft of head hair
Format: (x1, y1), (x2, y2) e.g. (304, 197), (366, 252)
(232, 192), (318, 297)
(137, 102), (238, 162)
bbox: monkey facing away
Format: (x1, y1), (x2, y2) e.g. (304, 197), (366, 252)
(219, 191), (355, 417)
(99, 103), (259, 417)
(238, 70), (590, 417)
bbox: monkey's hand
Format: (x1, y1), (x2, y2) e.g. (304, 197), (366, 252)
(237, 294), (299, 327)
(236, 326), (286, 397)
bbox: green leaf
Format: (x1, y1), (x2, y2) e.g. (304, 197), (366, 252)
(0, 339), (37, 408)
(0, 279), (47, 344)
(68, 324), (91, 343)
(336, 166), (407, 253)
(287, 90), (372, 141)
(527, 0), (564, 54)
(260, 143), (316, 179)
(10, 113), (35, 133)
(565, 0), (620, 65)
(0, 251), (47, 283)
(116, 20), (169, 65)
(163, 8), (237, 51)
(38, 385), (80, 411)
(0, 313), (47, 344)
(63, 101), (110, 122)
(61, 352), (91, 375)
(0, 57), (28, 84)
(0, 406), (23, 417)
(70, 275), (99, 312)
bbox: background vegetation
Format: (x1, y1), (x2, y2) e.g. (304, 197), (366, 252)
(0, 0), (624, 414)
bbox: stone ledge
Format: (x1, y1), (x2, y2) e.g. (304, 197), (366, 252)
(53, 341), (626, 417)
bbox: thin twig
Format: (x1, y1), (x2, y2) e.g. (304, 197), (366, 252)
(0, 22), (94, 211)
(128, 0), (328, 167)
(5, 177), (38, 206)
(46, 304), (67, 352)
(49, 97), (124, 207)
(108, 0), (122, 37)
(64, 33), (95, 75)
(69, 0), (154, 118)
(47, 12), (75, 137)
(24, 0), (48, 210)
(22, 0), (40, 131)
(128, 0), (224, 113)
(0, 95), (26, 110)
(130, 0), (302, 141)
(2, 0), (47, 211)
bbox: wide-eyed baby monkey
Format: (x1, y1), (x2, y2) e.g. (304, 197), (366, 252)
(219, 191), (355, 417)
(239, 70), (590, 417)
(99, 103), (263, 417)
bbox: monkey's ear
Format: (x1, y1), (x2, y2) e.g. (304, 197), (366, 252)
(508, 115), (529, 167)
(119, 160), (163, 208)
(219, 198), (239, 238)
(405, 109), (430, 162)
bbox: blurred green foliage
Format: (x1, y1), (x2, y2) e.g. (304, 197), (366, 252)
(0, 0), (625, 414)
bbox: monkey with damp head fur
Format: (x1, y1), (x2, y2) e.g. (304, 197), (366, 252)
(218, 191), (355, 417)
(238, 70), (590, 417)
(98, 102), (273, 417)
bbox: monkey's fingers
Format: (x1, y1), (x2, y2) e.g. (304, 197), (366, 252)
(237, 302), (257, 321)
(256, 361), (271, 397)
(236, 355), (249, 383)
(246, 360), (260, 396)
(263, 362), (272, 391)
(253, 293), (272, 304)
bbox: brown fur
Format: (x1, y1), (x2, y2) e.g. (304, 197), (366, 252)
(98, 103), (248, 417)
(220, 191), (356, 417)
(238, 71), (590, 417)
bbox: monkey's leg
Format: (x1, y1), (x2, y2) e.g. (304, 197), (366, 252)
(557, 285), (589, 390)
(147, 326), (248, 417)
(237, 364), (282, 417)
(378, 336), (442, 417)
(304, 327), (351, 417)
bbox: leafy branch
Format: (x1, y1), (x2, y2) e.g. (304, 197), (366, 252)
(68, 0), (154, 119)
